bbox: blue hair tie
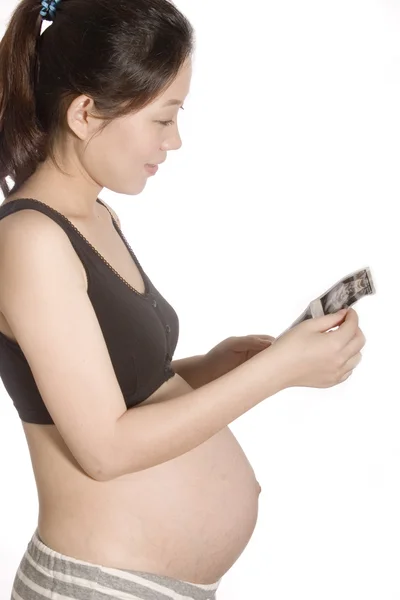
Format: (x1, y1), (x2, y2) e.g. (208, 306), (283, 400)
(40, 0), (62, 22)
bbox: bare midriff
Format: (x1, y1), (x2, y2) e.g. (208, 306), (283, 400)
(23, 374), (261, 585)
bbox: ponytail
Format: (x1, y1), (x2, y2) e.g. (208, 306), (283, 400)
(0, 0), (47, 197)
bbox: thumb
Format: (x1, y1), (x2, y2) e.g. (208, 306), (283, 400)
(309, 308), (348, 332)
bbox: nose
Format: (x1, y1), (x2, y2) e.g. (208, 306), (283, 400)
(161, 129), (183, 152)
(174, 135), (183, 151)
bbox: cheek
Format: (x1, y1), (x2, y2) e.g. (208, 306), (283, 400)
(81, 125), (154, 193)
(114, 123), (160, 168)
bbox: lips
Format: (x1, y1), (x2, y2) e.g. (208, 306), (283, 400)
(147, 159), (166, 166)
(145, 164), (159, 175)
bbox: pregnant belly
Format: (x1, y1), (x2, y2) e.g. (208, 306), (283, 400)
(117, 426), (261, 583)
(38, 425), (261, 585)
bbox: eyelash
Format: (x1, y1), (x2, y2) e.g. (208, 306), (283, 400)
(157, 106), (185, 127)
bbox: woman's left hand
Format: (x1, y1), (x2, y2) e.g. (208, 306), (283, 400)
(202, 334), (276, 382)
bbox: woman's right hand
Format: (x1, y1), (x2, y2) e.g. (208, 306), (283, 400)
(270, 308), (366, 389)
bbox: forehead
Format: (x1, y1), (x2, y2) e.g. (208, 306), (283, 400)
(153, 59), (192, 106)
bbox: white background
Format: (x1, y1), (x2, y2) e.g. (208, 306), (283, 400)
(1, 0), (399, 598)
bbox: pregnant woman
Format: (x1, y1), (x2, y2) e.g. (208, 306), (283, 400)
(0, 0), (366, 598)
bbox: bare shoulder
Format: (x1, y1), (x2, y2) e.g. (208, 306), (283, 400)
(0, 208), (87, 293)
(0, 204), (79, 244)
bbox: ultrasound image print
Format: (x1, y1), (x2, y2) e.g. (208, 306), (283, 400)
(320, 269), (375, 315)
(276, 267), (376, 339)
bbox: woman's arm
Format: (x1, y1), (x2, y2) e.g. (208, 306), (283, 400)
(171, 355), (211, 389)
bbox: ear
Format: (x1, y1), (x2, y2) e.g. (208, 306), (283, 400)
(66, 95), (98, 141)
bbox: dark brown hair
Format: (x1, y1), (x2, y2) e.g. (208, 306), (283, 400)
(0, 0), (194, 198)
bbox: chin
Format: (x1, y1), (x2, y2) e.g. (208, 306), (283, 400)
(112, 180), (147, 196)
(133, 181), (147, 195)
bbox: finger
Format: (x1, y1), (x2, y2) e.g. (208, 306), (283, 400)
(331, 308), (359, 346)
(234, 336), (271, 351)
(255, 335), (276, 343)
(339, 352), (363, 379)
(342, 329), (366, 362)
(247, 347), (266, 359)
(242, 336), (274, 347)
(338, 370), (353, 384)
(257, 338), (274, 347)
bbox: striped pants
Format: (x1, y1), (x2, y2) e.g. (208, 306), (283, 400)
(11, 529), (222, 599)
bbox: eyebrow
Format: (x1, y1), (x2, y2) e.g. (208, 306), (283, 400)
(162, 99), (183, 107)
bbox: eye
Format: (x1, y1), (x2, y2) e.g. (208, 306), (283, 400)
(156, 106), (185, 127)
